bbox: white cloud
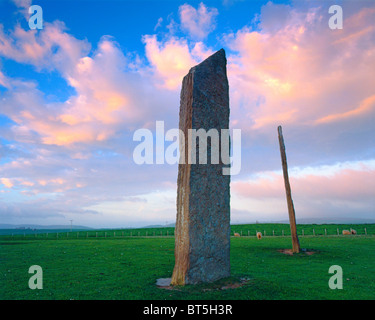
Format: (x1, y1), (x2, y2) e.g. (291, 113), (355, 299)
(179, 2), (218, 40)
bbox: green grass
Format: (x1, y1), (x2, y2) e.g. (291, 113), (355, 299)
(1, 226), (374, 300)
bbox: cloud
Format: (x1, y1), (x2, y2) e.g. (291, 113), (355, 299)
(143, 34), (213, 90)
(0, 22), (179, 147)
(11, 0), (31, 9)
(1, 178), (14, 188)
(0, 69), (10, 88)
(179, 2), (219, 40)
(225, 3), (375, 133)
(232, 160), (375, 220)
(154, 17), (163, 31)
(316, 94), (375, 124)
(0, 21), (91, 73)
(11, 0), (32, 18)
(0, 0), (374, 227)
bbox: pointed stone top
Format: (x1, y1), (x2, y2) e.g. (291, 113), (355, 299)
(190, 48), (226, 74)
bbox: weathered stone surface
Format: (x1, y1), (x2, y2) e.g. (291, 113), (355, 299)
(171, 49), (230, 285)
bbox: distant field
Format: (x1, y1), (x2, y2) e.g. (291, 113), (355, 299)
(1, 223), (374, 238)
(1, 224), (374, 300)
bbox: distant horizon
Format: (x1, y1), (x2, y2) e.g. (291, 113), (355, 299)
(2, 217), (375, 231)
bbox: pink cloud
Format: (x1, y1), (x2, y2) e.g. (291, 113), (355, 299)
(316, 94), (375, 124)
(0, 25), (165, 146)
(1, 178), (14, 188)
(0, 21), (90, 72)
(143, 35), (212, 90)
(232, 162), (375, 202)
(225, 4), (375, 132)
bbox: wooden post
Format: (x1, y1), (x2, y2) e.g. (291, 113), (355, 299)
(365, 228), (367, 235)
(278, 126), (300, 253)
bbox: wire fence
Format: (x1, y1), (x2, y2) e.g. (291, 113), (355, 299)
(0, 226), (373, 241)
(232, 227), (372, 237)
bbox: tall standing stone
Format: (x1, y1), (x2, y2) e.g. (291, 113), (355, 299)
(171, 49), (230, 285)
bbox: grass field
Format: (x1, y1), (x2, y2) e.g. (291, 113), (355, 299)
(1, 224), (375, 300)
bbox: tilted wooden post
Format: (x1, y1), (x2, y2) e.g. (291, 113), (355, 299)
(278, 126), (300, 253)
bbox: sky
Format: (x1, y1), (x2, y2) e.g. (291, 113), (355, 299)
(0, 0), (374, 228)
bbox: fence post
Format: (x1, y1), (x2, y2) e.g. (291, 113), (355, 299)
(302, 229), (304, 236)
(273, 230), (275, 236)
(337, 228), (339, 236)
(248, 230), (250, 236)
(105, 232), (107, 238)
(365, 228), (367, 235)
(325, 229), (327, 236)
(313, 229), (315, 236)
(282, 230), (284, 236)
